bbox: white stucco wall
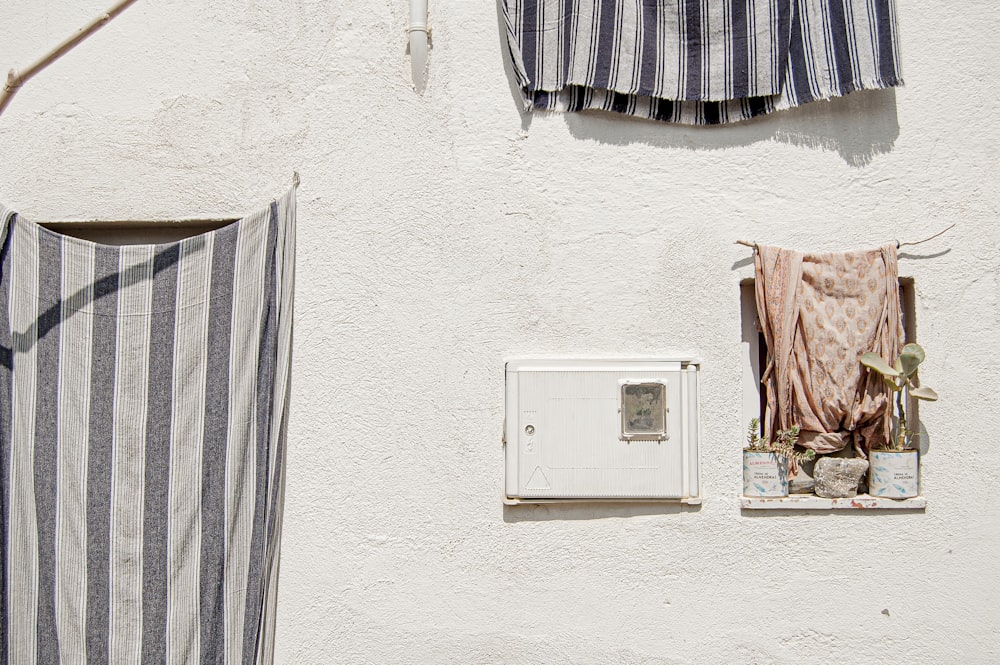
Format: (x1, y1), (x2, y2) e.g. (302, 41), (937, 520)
(2, 1), (998, 663)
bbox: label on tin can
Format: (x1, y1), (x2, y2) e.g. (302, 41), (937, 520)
(869, 451), (919, 499)
(743, 451), (789, 497)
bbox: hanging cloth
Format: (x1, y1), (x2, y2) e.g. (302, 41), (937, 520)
(501, 0), (903, 124)
(0, 186), (295, 665)
(754, 243), (901, 457)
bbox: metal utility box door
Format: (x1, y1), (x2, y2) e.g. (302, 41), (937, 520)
(504, 359), (701, 503)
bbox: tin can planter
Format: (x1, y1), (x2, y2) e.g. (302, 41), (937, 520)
(743, 450), (789, 497)
(869, 449), (919, 499)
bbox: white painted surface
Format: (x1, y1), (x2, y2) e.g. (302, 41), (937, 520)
(504, 358), (700, 502)
(1, 1), (997, 662)
(740, 495), (928, 510)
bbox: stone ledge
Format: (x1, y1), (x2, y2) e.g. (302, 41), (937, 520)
(740, 494), (926, 510)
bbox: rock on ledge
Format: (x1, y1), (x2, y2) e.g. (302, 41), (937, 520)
(813, 458), (869, 499)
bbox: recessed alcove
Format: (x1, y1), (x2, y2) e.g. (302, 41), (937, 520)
(739, 277), (924, 511)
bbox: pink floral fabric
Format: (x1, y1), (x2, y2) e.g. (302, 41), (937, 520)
(754, 244), (902, 457)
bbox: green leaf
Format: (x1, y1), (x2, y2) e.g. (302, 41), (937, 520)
(910, 385), (939, 401)
(899, 343), (925, 377)
(861, 352), (901, 377)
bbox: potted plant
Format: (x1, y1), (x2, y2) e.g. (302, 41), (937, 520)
(742, 418), (815, 497)
(860, 343), (938, 498)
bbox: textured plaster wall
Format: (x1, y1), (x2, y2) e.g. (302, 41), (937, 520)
(1, 1), (998, 663)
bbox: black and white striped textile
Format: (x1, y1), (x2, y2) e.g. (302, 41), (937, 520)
(0, 187), (295, 664)
(502, 0), (902, 124)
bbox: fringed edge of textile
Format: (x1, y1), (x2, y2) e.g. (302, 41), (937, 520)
(521, 73), (903, 126)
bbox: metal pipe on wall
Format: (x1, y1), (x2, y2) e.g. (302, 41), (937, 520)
(408, 0), (429, 93)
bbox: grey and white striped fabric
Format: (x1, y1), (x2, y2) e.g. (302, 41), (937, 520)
(0, 186), (295, 665)
(502, 0), (902, 124)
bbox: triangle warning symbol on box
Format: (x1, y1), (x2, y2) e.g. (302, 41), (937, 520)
(525, 466), (550, 490)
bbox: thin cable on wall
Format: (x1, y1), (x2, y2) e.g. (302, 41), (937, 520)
(0, 0), (141, 116)
(734, 225), (956, 251)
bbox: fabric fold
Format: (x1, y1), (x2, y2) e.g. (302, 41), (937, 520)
(0, 187), (295, 665)
(754, 243), (902, 457)
(502, 0), (903, 124)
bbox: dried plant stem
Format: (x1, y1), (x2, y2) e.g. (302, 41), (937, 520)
(897, 223), (956, 248)
(0, 0), (141, 116)
(735, 224), (955, 252)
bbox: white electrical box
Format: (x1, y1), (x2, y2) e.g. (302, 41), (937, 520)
(504, 358), (701, 504)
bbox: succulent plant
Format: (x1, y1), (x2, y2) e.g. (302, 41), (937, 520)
(744, 418), (816, 462)
(860, 342), (938, 451)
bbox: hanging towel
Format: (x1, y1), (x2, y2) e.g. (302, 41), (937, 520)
(754, 243), (901, 457)
(502, 0), (902, 124)
(0, 187), (295, 665)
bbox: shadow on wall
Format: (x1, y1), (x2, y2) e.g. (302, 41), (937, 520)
(493, 2), (899, 168)
(561, 89), (899, 168)
(502, 501), (701, 523)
